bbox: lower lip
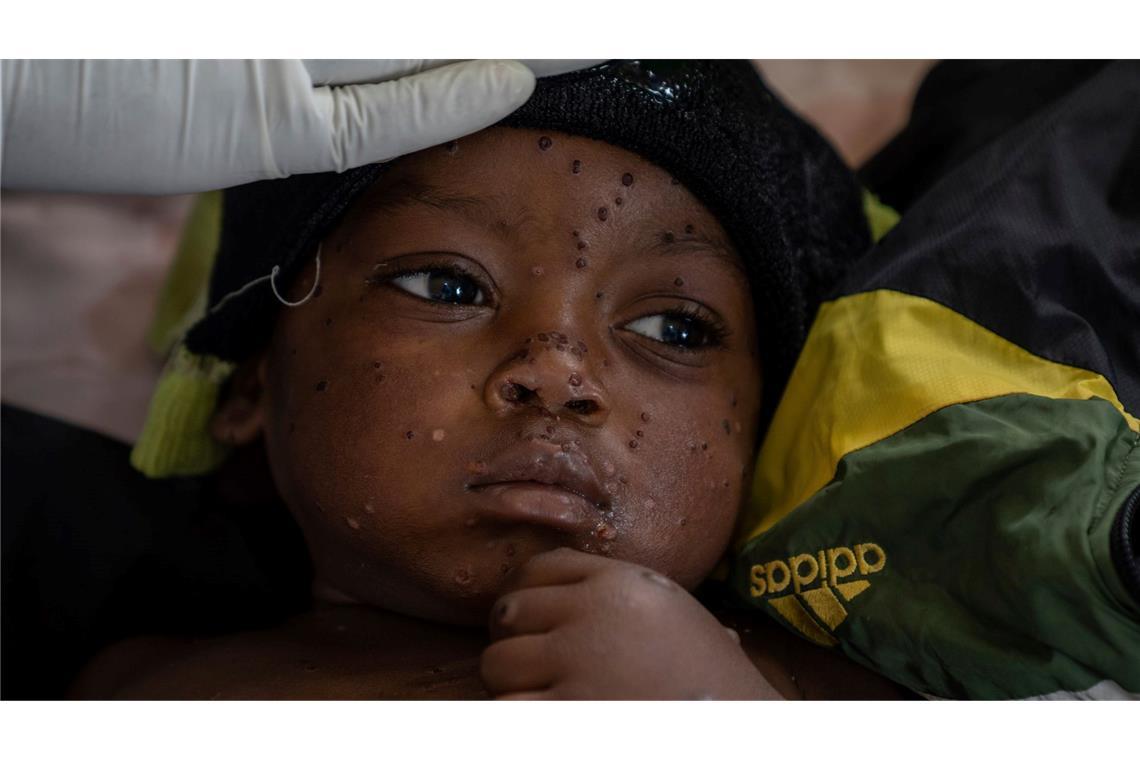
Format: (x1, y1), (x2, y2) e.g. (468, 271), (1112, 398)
(470, 482), (599, 532)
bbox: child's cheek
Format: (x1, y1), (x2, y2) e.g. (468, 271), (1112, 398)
(271, 324), (475, 504)
(262, 320), (495, 610)
(613, 390), (753, 589)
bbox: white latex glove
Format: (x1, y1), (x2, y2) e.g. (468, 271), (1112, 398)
(0, 59), (600, 195)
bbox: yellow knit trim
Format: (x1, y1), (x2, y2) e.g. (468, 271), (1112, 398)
(146, 192), (223, 356)
(862, 189), (900, 243)
(130, 345), (235, 478)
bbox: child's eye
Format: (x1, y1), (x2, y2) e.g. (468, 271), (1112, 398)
(390, 268), (486, 306)
(623, 308), (728, 350)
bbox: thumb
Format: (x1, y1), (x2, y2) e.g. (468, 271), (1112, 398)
(318, 59), (536, 172)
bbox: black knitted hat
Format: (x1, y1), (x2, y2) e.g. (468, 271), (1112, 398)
(186, 60), (870, 425)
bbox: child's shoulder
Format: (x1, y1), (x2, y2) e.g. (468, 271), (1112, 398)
(71, 602), (915, 699)
(71, 606), (490, 699)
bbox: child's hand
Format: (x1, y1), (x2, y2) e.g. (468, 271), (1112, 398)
(481, 547), (780, 699)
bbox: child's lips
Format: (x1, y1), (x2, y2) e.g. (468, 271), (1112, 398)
(465, 441), (610, 533)
(469, 482), (600, 533)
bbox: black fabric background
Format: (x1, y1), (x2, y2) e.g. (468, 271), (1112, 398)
(855, 61), (1140, 411)
(1, 405), (311, 698)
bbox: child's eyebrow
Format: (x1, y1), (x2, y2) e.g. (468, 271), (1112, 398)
(363, 177), (537, 239)
(640, 225), (745, 275)
(364, 177), (489, 216)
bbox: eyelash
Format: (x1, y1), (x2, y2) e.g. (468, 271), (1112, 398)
(368, 260), (492, 307)
(370, 262), (731, 351)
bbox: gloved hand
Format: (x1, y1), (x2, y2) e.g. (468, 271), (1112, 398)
(1, 59), (599, 194)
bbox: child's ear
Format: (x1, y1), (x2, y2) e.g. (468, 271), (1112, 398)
(210, 354), (269, 446)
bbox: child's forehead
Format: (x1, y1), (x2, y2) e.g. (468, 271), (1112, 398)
(347, 127), (742, 273)
(365, 129), (676, 212)
(394, 126), (657, 179)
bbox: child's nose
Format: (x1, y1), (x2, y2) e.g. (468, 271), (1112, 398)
(483, 335), (609, 426)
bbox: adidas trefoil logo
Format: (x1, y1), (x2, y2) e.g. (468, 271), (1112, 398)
(748, 543), (886, 646)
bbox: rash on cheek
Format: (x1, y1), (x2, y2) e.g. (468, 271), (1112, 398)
(604, 386), (752, 588)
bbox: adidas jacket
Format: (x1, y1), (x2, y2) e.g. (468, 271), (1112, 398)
(732, 61), (1140, 699)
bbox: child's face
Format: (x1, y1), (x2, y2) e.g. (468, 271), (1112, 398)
(227, 127), (763, 625)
